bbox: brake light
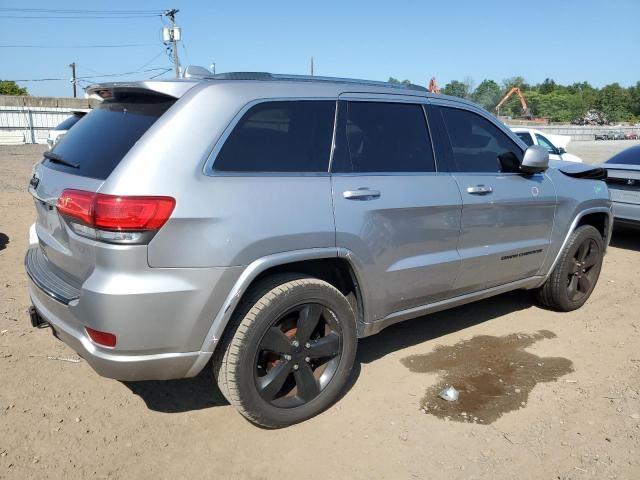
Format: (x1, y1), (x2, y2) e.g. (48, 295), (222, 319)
(94, 195), (176, 230)
(57, 189), (94, 225)
(57, 189), (175, 231)
(85, 327), (117, 348)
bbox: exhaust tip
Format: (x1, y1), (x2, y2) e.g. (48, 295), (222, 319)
(28, 306), (49, 329)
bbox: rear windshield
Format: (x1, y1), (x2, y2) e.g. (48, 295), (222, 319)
(606, 146), (640, 166)
(54, 112), (86, 131)
(44, 94), (175, 180)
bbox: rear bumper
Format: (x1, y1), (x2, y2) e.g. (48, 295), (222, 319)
(28, 280), (205, 381)
(24, 246), (242, 381)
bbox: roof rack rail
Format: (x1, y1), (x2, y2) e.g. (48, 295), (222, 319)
(181, 65), (427, 92)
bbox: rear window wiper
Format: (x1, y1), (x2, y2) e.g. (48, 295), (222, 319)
(43, 151), (80, 168)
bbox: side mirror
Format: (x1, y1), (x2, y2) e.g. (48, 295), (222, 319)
(520, 145), (549, 173)
(557, 147), (567, 155)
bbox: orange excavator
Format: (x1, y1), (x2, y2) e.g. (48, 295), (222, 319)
(427, 77), (440, 94)
(495, 86), (532, 118)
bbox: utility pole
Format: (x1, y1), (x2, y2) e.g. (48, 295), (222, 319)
(69, 62), (77, 98)
(310, 56), (314, 76)
(210, 62), (216, 74)
(164, 9), (181, 78)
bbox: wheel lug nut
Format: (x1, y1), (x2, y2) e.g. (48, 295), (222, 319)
(284, 354), (292, 361)
(305, 356), (310, 363)
(293, 364), (299, 370)
(292, 340), (299, 347)
(305, 342), (311, 349)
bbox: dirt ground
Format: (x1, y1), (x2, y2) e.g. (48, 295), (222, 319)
(1, 142), (639, 480)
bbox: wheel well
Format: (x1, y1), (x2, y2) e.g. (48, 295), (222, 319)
(249, 258), (364, 324)
(577, 212), (609, 240)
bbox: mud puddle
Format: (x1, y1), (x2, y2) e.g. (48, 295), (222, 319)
(401, 330), (573, 424)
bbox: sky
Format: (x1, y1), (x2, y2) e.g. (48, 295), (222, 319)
(1, 0), (639, 97)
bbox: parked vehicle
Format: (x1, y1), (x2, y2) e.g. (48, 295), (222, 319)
(624, 132), (639, 140)
(25, 69), (612, 427)
(511, 127), (583, 163)
(602, 145), (640, 227)
(46, 110), (89, 149)
(595, 131), (627, 141)
(611, 131), (627, 140)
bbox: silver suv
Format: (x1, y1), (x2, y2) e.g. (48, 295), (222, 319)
(26, 70), (612, 427)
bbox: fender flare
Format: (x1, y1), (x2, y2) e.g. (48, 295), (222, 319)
(186, 247), (366, 376)
(540, 205), (613, 285)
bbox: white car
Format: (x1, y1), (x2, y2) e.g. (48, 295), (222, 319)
(511, 127), (583, 163)
(46, 110), (89, 149)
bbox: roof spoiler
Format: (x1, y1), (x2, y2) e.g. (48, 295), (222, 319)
(85, 80), (198, 101)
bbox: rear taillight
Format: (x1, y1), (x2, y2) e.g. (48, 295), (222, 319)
(57, 189), (175, 244)
(85, 327), (117, 348)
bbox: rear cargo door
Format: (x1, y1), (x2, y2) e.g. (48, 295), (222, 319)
(28, 90), (178, 286)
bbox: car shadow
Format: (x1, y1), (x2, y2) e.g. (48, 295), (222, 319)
(123, 364), (229, 413)
(0, 233), (9, 251)
(125, 290), (534, 415)
(610, 224), (640, 252)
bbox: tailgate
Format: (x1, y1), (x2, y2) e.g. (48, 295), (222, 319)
(28, 88), (178, 287)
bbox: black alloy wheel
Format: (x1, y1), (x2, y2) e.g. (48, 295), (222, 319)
(566, 237), (600, 302)
(254, 303), (343, 408)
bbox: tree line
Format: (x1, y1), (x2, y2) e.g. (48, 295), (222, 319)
(389, 76), (640, 124)
(4, 77), (640, 124)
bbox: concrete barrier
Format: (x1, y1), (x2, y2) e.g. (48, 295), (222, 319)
(505, 124), (640, 141)
(0, 95), (97, 108)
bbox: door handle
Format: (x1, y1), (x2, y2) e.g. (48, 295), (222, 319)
(343, 188), (381, 200)
(466, 185), (493, 195)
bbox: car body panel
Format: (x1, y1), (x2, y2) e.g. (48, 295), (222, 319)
(332, 172), (463, 320)
(451, 171), (556, 292)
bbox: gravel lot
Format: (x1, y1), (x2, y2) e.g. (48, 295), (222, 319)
(568, 139), (640, 164)
(1, 143), (639, 480)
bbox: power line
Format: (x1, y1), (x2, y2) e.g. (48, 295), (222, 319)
(0, 43), (159, 49)
(0, 8), (162, 14)
(9, 67), (172, 82)
(135, 50), (170, 71)
(149, 69), (172, 79)
(0, 15), (162, 20)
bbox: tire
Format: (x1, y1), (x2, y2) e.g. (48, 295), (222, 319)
(213, 273), (357, 428)
(537, 225), (604, 311)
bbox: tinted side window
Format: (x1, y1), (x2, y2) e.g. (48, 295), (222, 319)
(440, 107), (522, 173)
(515, 131), (534, 147)
(535, 133), (556, 153)
(332, 101), (435, 173)
(214, 101), (335, 172)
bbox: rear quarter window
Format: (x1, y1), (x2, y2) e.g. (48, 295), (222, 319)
(213, 101), (336, 173)
(44, 95), (175, 180)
